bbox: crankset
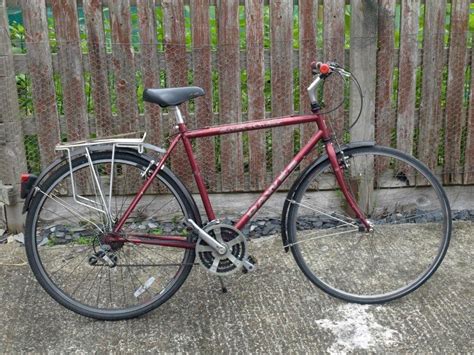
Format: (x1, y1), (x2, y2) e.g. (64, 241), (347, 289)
(195, 223), (256, 276)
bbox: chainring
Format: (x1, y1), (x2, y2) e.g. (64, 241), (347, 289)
(196, 223), (248, 276)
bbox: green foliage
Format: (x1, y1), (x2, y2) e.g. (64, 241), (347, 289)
(24, 135), (41, 175)
(75, 236), (95, 246)
(46, 235), (94, 246)
(438, 128), (446, 165)
(16, 74), (32, 114)
(241, 69), (248, 112)
(265, 130), (272, 172)
(293, 128), (300, 155)
(9, 21), (26, 53)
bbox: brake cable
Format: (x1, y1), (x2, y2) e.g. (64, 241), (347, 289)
(319, 69), (364, 133)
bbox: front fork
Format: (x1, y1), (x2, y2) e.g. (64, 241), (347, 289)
(325, 141), (372, 231)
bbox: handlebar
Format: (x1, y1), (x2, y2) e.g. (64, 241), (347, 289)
(307, 61), (351, 111)
(310, 61), (351, 77)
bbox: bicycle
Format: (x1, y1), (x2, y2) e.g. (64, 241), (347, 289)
(21, 62), (452, 320)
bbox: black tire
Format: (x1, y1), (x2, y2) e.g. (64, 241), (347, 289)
(286, 145), (451, 303)
(25, 150), (200, 320)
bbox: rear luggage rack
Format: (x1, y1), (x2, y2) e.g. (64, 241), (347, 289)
(55, 132), (147, 153)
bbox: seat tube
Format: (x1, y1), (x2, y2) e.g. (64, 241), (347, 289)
(178, 123), (216, 221)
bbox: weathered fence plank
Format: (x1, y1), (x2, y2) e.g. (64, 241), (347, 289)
(162, 0), (193, 188)
(323, 0), (345, 137)
(217, 0), (243, 191)
(349, 0), (377, 142)
(270, 0), (293, 186)
(443, 0), (469, 184)
(137, 0), (161, 146)
(245, 0), (266, 190)
(397, 0), (420, 156)
(349, 0), (378, 211)
(21, 0), (60, 168)
(375, 0), (395, 148)
(191, 0), (216, 191)
(463, 30), (474, 184)
(51, 0), (89, 142)
(419, 0), (446, 170)
(299, 0), (318, 169)
(83, 0), (113, 137)
(0, 0), (27, 190)
(109, 0), (138, 134)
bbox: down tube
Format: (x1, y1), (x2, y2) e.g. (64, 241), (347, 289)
(234, 130), (324, 230)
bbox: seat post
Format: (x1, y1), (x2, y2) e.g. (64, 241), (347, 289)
(169, 106), (184, 125)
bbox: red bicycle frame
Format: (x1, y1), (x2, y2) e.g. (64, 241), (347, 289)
(109, 112), (370, 248)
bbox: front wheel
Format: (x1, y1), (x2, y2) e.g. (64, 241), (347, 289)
(25, 150), (199, 320)
(286, 145), (451, 303)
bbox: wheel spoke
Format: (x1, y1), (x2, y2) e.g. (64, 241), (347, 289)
(288, 228), (358, 247)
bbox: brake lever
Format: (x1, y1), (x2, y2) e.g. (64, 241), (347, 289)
(336, 68), (351, 78)
(326, 62), (351, 78)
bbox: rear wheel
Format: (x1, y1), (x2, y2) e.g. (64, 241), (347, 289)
(25, 151), (199, 320)
(286, 145), (451, 303)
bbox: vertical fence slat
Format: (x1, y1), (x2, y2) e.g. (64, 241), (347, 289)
(245, 0), (266, 190)
(162, 0), (188, 92)
(465, 44), (474, 184)
(109, 0), (138, 134)
(191, 0), (216, 191)
(217, 0), (243, 191)
(270, 0), (293, 185)
(83, 0), (113, 137)
(419, 0), (446, 170)
(375, 0), (395, 148)
(21, 0), (60, 168)
(137, 0), (161, 146)
(350, 0), (378, 142)
(51, 0), (89, 142)
(0, 0), (27, 188)
(299, 0), (318, 169)
(162, 0), (193, 188)
(443, 0), (469, 184)
(349, 0), (378, 212)
(162, 0), (193, 189)
(323, 0), (345, 137)
(397, 0), (420, 155)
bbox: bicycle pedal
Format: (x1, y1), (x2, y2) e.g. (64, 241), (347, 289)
(91, 248), (117, 268)
(242, 255), (257, 274)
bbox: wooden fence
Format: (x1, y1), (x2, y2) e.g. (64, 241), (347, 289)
(1, 0), (473, 205)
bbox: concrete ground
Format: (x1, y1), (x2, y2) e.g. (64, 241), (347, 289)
(0, 222), (472, 353)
